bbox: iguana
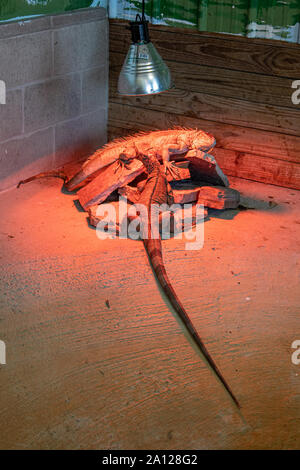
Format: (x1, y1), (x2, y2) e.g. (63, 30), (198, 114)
(126, 147), (240, 410)
(17, 128), (217, 190)
(66, 128), (216, 190)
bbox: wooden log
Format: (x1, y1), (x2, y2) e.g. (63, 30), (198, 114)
(78, 159), (144, 209)
(119, 181), (200, 205)
(185, 149), (229, 187)
(172, 188), (200, 204)
(197, 186), (240, 210)
(117, 163), (191, 202)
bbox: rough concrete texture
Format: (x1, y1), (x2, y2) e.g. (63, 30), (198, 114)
(0, 7), (108, 192)
(0, 31), (52, 88)
(54, 109), (107, 167)
(53, 20), (108, 75)
(0, 177), (299, 449)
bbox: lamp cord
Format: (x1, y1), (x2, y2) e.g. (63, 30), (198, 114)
(135, 0), (146, 22)
(142, 0), (145, 20)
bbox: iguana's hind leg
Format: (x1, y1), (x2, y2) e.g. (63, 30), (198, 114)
(17, 170), (67, 188)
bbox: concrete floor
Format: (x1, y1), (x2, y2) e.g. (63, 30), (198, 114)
(0, 176), (299, 449)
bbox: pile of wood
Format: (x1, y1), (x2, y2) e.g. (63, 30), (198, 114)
(18, 128), (277, 235)
(66, 146), (241, 234)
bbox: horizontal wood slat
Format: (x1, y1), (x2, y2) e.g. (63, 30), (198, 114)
(212, 148), (300, 190)
(110, 77), (300, 137)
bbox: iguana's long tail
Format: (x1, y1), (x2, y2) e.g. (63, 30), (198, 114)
(143, 237), (240, 410)
(17, 170), (67, 188)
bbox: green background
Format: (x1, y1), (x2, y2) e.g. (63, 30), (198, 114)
(0, 1), (100, 22)
(1, 1), (299, 42)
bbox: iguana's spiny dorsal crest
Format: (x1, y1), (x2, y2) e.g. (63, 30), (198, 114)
(101, 127), (214, 154)
(66, 128), (216, 191)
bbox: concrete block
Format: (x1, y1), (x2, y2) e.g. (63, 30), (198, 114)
(0, 16), (51, 40)
(0, 31), (52, 88)
(54, 109), (107, 167)
(51, 7), (106, 29)
(24, 75), (81, 133)
(53, 19), (108, 75)
(81, 66), (108, 114)
(0, 127), (54, 192)
(0, 89), (23, 141)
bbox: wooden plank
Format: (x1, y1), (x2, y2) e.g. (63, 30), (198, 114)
(197, 186), (240, 210)
(108, 104), (300, 164)
(211, 147), (300, 190)
(110, 52), (295, 108)
(77, 159), (144, 209)
(109, 84), (300, 137)
(110, 20), (300, 78)
(185, 149), (229, 186)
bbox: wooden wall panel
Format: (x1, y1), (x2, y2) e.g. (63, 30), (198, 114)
(110, 23), (300, 77)
(110, 52), (295, 108)
(109, 20), (300, 190)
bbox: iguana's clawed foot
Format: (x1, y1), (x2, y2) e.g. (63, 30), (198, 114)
(164, 161), (181, 180)
(114, 153), (134, 178)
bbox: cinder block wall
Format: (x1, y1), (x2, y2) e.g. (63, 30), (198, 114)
(0, 7), (108, 193)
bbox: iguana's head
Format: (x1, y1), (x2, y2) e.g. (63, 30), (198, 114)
(119, 145), (137, 163)
(182, 129), (216, 152)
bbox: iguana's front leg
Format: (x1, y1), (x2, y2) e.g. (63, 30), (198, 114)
(161, 144), (186, 180)
(114, 151), (136, 178)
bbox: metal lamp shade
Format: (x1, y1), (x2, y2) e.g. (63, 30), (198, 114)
(118, 42), (172, 96)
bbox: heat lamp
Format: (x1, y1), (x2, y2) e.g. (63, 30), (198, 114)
(117, 0), (172, 96)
